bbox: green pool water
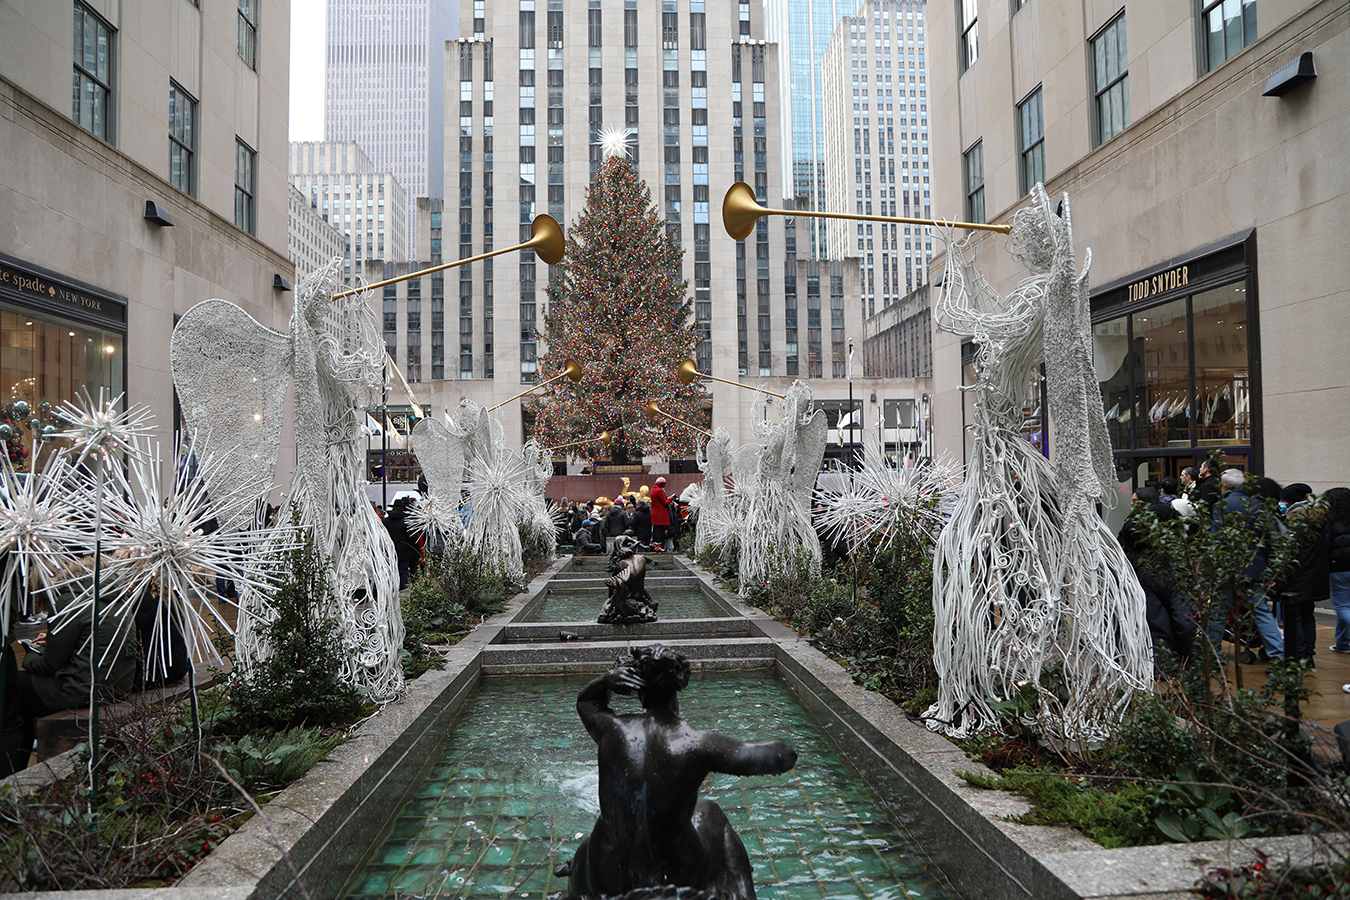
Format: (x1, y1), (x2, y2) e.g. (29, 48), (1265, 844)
(523, 585), (721, 622)
(344, 674), (951, 900)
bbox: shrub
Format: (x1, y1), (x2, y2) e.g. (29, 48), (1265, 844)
(229, 529), (363, 729)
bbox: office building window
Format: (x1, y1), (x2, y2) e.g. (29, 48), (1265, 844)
(238, 0), (257, 69)
(963, 140), (984, 224)
(1201, 0), (1256, 72)
(169, 82), (196, 195)
(234, 139), (256, 234)
(959, 0), (978, 71)
(72, 2), (113, 141)
(1092, 14), (1129, 145)
(1017, 87), (1044, 195)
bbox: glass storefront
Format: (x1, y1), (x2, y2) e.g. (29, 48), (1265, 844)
(1090, 233), (1257, 531)
(0, 256), (127, 473)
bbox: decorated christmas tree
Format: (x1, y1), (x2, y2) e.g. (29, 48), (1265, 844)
(532, 143), (707, 464)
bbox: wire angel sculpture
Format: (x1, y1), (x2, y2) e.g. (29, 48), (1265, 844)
(925, 185), (1152, 743)
(169, 257), (405, 702)
(408, 416), (467, 547)
(455, 401), (531, 584)
(692, 383), (826, 595)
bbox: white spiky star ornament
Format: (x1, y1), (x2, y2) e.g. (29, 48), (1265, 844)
(597, 126), (634, 160)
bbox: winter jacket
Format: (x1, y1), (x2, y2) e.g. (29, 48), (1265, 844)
(649, 486), (671, 526)
(24, 588), (139, 710)
(631, 505), (652, 543)
(603, 505), (629, 538)
(1212, 489), (1268, 581)
(1329, 521), (1350, 574)
(1280, 505), (1330, 603)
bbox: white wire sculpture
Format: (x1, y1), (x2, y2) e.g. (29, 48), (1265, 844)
(522, 439), (559, 562)
(170, 257), (405, 702)
(456, 401), (530, 585)
(925, 186), (1152, 742)
(407, 416), (467, 548)
(692, 383), (827, 595)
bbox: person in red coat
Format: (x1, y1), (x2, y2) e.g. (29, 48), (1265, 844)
(649, 477), (672, 552)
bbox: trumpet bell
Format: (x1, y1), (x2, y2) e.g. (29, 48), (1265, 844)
(645, 400), (663, 421)
(528, 214), (565, 266)
(722, 182), (765, 241)
(599, 429), (613, 447)
(562, 358), (584, 383)
(677, 359), (701, 386)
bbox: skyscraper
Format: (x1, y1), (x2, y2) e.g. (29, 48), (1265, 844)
(765, 0), (859, 259)
(821, 0), (930, 317)
(325, 0), (457, 259)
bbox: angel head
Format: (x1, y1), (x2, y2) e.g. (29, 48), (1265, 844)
(1007, 185), (1071, 275)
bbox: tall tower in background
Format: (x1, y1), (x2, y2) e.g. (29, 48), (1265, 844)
(765, 0), (859, 259)
(325, 0), (457, 259)
(822, 0), (929, 317)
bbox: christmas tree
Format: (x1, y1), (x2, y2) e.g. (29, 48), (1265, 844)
(532, 147), (707, 464)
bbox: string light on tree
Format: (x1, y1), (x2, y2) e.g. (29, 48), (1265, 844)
(532, 155), (706, 464)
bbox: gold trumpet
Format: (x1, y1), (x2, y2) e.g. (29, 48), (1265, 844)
(722, 181), (1011, 241)
(676, 359), (786, 400)
(487, 358), (584, 412)
(334, 214), (565, 301)
(645, 400), (713, 438)
(543, 430), (609, 454)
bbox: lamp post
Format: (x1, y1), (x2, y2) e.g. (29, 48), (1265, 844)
(847, 339), (856, 470)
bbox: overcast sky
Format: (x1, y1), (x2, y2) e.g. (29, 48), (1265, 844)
(289, 0), (325, 141)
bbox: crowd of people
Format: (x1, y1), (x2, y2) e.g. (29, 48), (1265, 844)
(1118, 456), (1350, 679)
(556, 477), (690, 557)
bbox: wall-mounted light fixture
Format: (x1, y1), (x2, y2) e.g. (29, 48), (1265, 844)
(144, 201), (174, 227)
(1263, 52), (1316, 97)
(273, 274), (293, 292)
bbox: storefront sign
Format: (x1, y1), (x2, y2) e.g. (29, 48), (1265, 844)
(1127, 265), (1189, 302)
(0, 254), (126, 328)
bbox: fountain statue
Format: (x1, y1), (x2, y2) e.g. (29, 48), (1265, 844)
(598, 535), (658, 624)
(557, 645), (797, 900)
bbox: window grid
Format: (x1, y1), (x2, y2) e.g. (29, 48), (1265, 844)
(963, 140), (984, 224)
(959, 0), (978, 71)
(238, 0), (257, 69)
(1201, 0), (1256, 72)
(1092, 14), (1129, 145)
(72, 2), (113, 141)
(169, 82), (196, 196)
(234, 139), (256, 234)
(1017, 87), (1044, 195)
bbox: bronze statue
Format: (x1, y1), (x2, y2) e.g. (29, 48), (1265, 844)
(556, 645), (798, 900)
(599, 535), (658, 624)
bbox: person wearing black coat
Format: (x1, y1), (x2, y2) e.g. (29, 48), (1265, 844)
(631, 500), (652, 545)
(1118, 491), (1196, 673)
(1278, 484), (1327, 661)
(383, 497), (421, 589)
(602, 503), (629, 555)
(1324, 488), (1350, 653)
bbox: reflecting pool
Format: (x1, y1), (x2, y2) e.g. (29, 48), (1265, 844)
(344, 674), (951, 900)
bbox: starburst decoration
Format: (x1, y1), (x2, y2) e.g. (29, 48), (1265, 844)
(596, 125), (634, 160)
(816, 432), (962, 556)
(407, 493), (463, 545)
(0, 451), (87, 629)
(55, 387), (156, 467)
(50, 435), (292, 677)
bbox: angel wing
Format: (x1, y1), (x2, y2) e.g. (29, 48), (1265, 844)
(170, 299), (292, 531)
(410, 416), (466, 502)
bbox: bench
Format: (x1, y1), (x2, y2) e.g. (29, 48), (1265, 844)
(32, 669), (226, 763)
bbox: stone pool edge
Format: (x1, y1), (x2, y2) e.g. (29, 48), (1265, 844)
(691, 565), (1343, 900)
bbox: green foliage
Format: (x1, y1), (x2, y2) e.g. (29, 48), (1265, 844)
(210, 726), (346, 794)
(519, 519), (554, 578)
(400, 542), (504, 680)
(229, 529), (362, 729)
(1151, 766), (1248, 843)
(958, 768), (1157, 849)
(697, 540), (740, 587)
(1196, 850), (1350, 899)
(0, 694), (343, 891)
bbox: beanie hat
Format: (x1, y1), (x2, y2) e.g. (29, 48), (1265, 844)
(1280, 483), (1313, 504)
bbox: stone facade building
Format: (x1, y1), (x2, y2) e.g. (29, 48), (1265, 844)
(0, 0), (295, 471)
(925, 0), (1348, 503)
